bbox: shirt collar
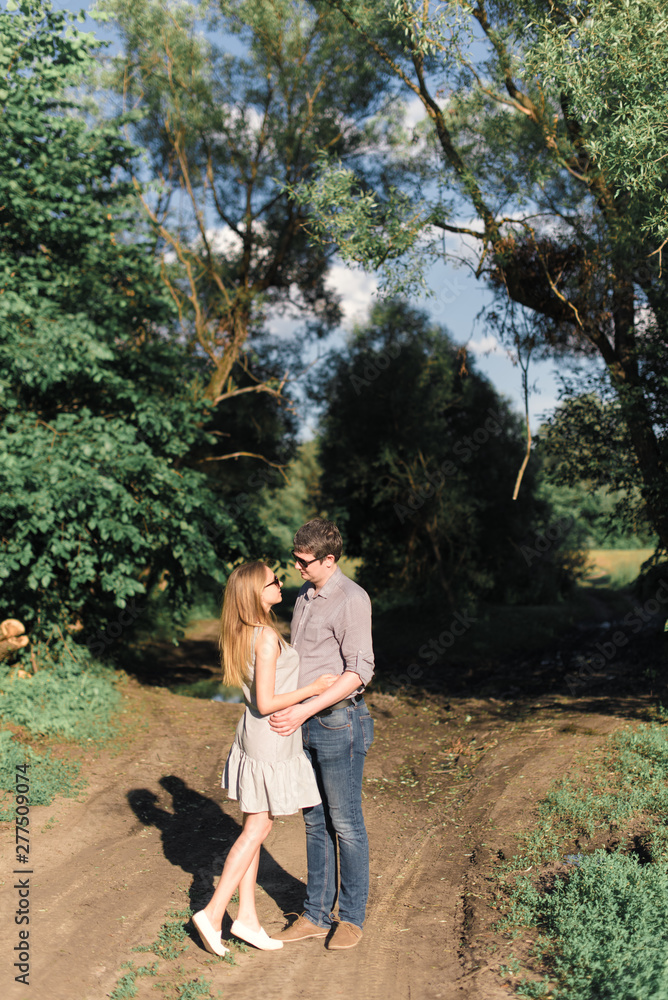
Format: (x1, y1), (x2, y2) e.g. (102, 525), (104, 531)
(305, 565), (341, 600)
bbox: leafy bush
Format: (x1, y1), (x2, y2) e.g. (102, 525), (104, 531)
(503, 723), (668, 999)
(516, 852), (668, 1000)
(0, 730), (85, 820)
(0, 1), (263, 647)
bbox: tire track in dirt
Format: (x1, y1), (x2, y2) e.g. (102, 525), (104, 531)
(0, 680), (636, 1000)
(451, 711), (623, 999)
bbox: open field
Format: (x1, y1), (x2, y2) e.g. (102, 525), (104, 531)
(581, 548), (654, 588)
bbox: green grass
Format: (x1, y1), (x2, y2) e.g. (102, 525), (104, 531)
(500, 721), (668, 999)
(111, 907), (234, 1000)
(519, 724), (668, 865)
(0, 730), (86, 820)
(514, 853), (668, 1000)
(0, 645), (120, 740)
(109, 961), (158, 1000)
(169, 679), (242, 702)
(133, 910), (191, 960)
(173, 980), (216, 1000)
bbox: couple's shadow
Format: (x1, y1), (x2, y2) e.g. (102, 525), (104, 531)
(127, 776), (305, 927)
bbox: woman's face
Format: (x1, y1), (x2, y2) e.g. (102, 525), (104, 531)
(260, 565), (283, 612)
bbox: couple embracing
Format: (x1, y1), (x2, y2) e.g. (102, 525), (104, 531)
(192, 518), (375, 956)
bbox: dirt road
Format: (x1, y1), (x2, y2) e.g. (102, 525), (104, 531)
(0, 670), (642, 1000)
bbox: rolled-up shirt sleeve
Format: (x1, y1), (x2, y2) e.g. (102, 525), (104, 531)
(335, 589), (375, 686)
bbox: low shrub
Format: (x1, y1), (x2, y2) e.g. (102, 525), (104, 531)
(503, 722), (668, 999)
(0, 643), (120, 740)
(516, 852), (668, 1000)
(0, 730), (85, 820)
(521, 723), (668, 864)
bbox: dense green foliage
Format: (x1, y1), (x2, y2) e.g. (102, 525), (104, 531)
(303, 0), (668, 551)
(0, 1), (266, 650)
(537, 389), (660, 548)
(504, 723), (668, 999)
(313, 301), (572, 605)
(525, 0), (668, 240)
(516, 852), (668, 1000)
(256, 440), (321, 552)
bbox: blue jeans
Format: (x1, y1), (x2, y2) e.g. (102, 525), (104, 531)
(301, 700), (374, 929)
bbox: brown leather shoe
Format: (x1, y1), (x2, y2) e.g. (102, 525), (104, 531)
(273, 914), (328, 942)
(326, 920), (363, 950)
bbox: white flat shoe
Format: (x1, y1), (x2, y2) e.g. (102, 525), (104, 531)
(231, 919), (284, 951)
(192, 910), (229, 957)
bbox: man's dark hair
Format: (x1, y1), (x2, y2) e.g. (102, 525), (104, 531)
(294, 518), (343, 562)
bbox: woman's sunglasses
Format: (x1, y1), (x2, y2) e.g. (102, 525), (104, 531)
(264, 575), (281, 589)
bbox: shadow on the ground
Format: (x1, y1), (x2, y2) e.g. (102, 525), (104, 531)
(372, 601), (668, 725)
(124, 584), (668, 725)
(127, 775), (305, 941)
(121, 639), (221, 688)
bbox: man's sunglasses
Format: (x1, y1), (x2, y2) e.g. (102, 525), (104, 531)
(264, 575), (281, 589)
(291, 551), (322, 570)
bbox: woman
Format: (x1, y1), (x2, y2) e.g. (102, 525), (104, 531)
(192, 562), (336, 956)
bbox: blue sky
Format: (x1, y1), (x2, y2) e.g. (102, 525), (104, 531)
(53, 0), (566, 431)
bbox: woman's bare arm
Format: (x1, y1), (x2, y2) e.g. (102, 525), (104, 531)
(253, 627), (337, 717)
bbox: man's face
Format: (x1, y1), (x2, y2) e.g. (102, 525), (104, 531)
(293, 549), (333, 587)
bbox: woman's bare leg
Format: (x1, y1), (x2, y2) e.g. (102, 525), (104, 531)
(202, 812), (273, 931)
(236, 842), (263, 930)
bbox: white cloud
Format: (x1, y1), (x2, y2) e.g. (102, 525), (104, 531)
(467, 334), (504, 356)
(404, 95), (428, 130)
(326, 261), (378, 327)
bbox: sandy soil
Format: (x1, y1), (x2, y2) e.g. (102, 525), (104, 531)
(0, 612), (660, 1000)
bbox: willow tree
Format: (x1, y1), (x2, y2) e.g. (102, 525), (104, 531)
(301, 0), (668, 550)
(96, 0), (389, 424)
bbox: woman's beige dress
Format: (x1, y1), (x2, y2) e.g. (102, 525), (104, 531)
(222, 628), (320, 816)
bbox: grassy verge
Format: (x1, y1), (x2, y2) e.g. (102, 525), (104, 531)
(497, 716), (668, 999)
(109, 908), (249, 1000)
(0, 729), (86, 820)
(0, 642), (125, 816)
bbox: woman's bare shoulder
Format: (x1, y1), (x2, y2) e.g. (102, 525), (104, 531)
(254, 625), (281, 654)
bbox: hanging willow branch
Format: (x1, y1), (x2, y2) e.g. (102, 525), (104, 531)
(512, 337), (534, 501)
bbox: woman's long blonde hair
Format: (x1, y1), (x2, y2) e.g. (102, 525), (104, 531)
(219, 562), (283, 687)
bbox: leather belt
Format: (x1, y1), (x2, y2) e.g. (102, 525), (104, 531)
(315, 693), (364, 717)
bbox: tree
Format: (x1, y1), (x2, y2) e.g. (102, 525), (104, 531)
(96, 0), (391, 422)
(301, 0), (668, 551)
(255, 439), (322, 551)
(0, 0), (264, 652)
(536, 389), (658, 549)
(313, 301), (570, 605)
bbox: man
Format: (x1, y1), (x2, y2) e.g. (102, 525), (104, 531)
(269, 518), (375, 950)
